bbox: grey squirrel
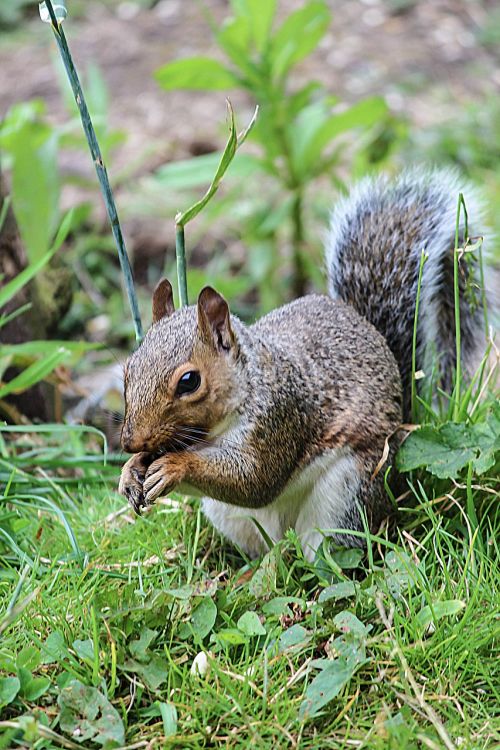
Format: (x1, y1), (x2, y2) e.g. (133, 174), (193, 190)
(119, 168), (487, 560)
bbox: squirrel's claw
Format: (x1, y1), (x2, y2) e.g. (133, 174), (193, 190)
(118, 452), (151, 514)
(143, 455), (183, 504)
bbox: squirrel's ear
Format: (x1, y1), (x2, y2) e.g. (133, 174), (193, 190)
(197, 286), (235, 352)
(152, 278), (175, 323)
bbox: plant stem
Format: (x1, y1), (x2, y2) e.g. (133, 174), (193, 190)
(452, 194), (465, 420)
(43, 0), (143, 341)
(411, 250), (427, 422)
(175, 224), (189, 307)
(291, 189), (307, 298)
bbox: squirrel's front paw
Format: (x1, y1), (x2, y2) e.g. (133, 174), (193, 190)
(118, 452), (151, 513)
(143, 454), (187, 504)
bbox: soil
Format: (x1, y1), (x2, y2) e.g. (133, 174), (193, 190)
(1, 0), (499, 195)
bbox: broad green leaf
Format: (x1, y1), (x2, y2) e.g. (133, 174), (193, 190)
(271, 2), (330, 80)
(333, 611), (368, 638)
(262, 596), (305, 617)
(129, 628), (157, 661)
(0, 676), (20, 707)
(237, 610), (266, 636)
(17, 668), (50, 701)
(123, 655), (169, 691)
(416, 600), (466, 631)
(299, 660), (353, 719)
(214, 627), (248, 646)
(179, 597), (217, 640)
(191, 597), (217, 638)
(155, 57), (238, 91)
(72, 639), (95, 663)
(278, 624), (311, 652)
(231, 0), (276, 52)
(58, 679), (125, 746)
(1, 102), (60, 261)
(290, 96), (388, 174)
(154, 152), (262, 190)
(41, 631), (67, 664)
(16, 646), (41, 671)
(396, 411), (500, 479)
(249, 549), (277, 597)
(217, 16), (258, 79)
(330, 548), (365, 569)
(318, 582), (356, 603)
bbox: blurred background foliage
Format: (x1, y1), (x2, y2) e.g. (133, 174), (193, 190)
(0, 0), (499, 426)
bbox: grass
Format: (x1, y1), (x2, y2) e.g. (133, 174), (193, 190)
(0, 376), (498, 750)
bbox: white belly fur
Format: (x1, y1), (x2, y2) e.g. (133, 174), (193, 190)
(202, 447), (362, 561)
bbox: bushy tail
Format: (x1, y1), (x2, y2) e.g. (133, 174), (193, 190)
(326, 168), (488, 418)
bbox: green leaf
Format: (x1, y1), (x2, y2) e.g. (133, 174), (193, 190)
(191, 597), (218, 639)
(154, 152), (262, 191)
(0, 102), (60, 262)
(72, 639), (95, 663)
(396, 411), (500, 479)
(262, 596), (305, 617)
(176, 102), (258, 226)
(231, 0), (276, 52)
(271, 2), (331, 80)
(299, 659), (354, 720)
(16, 646), (41, 671)
(214, 627), (248, 646)
(18, 668), (50, 701)
(0, 347), (71, 399)
(333, 611), (368, 638)
(416, 600), (466, 631)
(290, 96), (388, 175)
(318, 582), (356, 603)
(129, 628), (157, 661)
(0, 248), (57, 310)
(123, 655), (169, 691)
(330, 548), (365, 569)
(0, 676), (20, 707)
(155, 57), (238, 91)
(278, 624), (311, 652)
(299, 660), (354, 719)
(237, 610), (266, 636)
(249, 550), (277, 597)
(58, 679), (125, 746)
(41, 631), (68, 664)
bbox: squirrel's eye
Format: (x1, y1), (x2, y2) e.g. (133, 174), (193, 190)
(176, 370), (201, 396)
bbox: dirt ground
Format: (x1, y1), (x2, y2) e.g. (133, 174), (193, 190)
(1, 0), (499, 172)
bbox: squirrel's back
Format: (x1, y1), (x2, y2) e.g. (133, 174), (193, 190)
(326, 168), (488, 417)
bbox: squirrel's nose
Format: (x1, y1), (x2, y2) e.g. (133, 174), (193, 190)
(121, 423), (150, 453)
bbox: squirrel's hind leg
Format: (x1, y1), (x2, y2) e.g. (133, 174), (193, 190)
(293, 449), (370, 561)
(201, 497), (272, 558)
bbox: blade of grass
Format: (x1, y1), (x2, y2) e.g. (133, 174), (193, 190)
(411, 249), (427, 422)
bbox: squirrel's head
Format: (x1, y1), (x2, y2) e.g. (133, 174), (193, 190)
(121, 279), (243, 454)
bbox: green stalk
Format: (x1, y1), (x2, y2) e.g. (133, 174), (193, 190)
(411, 249), (427, 422)
(175, 224), (189, 307)
(452, 194), (466, 420)
(41, 0), (143, 341)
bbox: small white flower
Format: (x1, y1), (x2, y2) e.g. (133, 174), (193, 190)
(190, 651), (209, 677)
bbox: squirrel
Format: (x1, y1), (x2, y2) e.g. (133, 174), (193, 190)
(118, 168), (487, 560)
